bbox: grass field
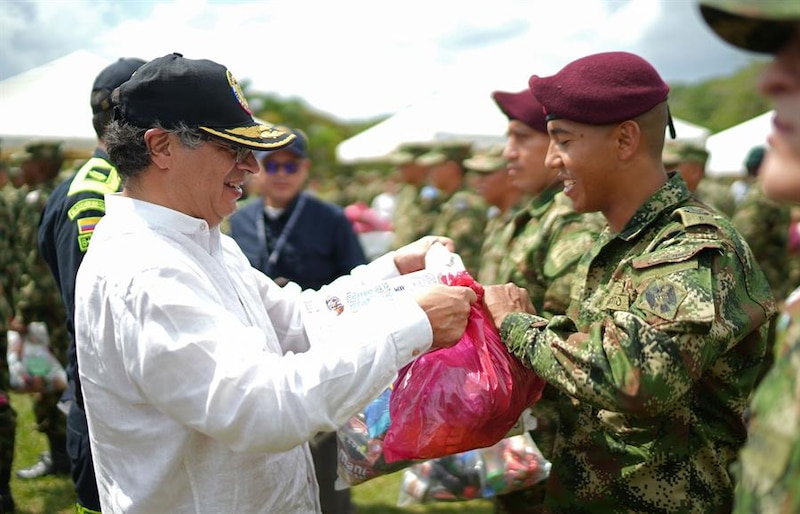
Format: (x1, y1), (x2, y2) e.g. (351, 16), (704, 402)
(8, 393), (493, 513)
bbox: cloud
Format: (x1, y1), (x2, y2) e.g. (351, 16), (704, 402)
(0, 0), (763, 121)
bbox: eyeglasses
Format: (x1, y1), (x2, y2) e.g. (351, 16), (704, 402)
(263, 160), (301, 175)
(205, 138), (252, 163)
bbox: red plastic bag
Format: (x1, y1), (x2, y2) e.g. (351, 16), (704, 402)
(383, 271), (546, 463)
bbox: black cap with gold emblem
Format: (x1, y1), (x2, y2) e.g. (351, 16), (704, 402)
(115, 53), (294, 151)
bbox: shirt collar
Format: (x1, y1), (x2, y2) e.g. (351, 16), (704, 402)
(105, 193), (218, 253)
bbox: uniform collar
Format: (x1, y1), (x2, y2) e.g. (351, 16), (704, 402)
(617, 172), (692, 242)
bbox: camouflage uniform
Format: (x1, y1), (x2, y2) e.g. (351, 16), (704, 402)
(0, 183), (20, 504)
(430, 188), (487, 277)
(731, 180), (791, 384)
(500, 174), (775, 513)
(498, 188), (605, 318)
(390, 183), (425, 248)
(732, 287), (800, 514)
(13, 143), (71, 477)
(390, 143), (435, 249)
(491, 188), (604, 514)
(477, 204), (523, 285)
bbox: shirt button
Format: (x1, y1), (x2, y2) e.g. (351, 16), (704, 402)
(412, 348), (421, 357)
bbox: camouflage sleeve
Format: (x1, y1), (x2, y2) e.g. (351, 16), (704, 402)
(733, 295), (800, 514)
(501, 235), (773, 415)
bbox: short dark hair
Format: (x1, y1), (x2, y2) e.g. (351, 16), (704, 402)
(105, 121), (205, 181)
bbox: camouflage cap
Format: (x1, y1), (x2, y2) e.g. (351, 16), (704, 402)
(464, 144), (507, 174)
(415, 140), (473, 167)
(387, 141), (433, 166)
(21, 141), (64, 162)
(662, 140), (709, 166)
(699, 0), (800, 53)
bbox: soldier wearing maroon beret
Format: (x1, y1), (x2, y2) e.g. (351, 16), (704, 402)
(484, 86), (603, 514)
(483, 51), (775, 513)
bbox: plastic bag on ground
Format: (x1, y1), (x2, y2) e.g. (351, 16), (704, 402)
(397, 432), (552, 505)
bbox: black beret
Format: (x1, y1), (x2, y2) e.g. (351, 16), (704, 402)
(529, 51), (670, 125)
(491, 89), (547, 133)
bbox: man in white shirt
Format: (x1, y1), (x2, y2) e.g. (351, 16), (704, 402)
(74, 52), (488, 513)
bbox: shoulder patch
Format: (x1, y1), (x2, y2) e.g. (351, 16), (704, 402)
(675, 206), (722, 230)
(633, 278), (687, 320)
(68, 157), (121, 197)
(68, 198), (106, 221)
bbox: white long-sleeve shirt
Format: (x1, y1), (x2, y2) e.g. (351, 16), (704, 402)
(75, 194), (432, 514)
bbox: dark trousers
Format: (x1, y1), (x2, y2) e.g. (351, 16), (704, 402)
(67, 402), (100, 510)
(311, 432), (352, 514)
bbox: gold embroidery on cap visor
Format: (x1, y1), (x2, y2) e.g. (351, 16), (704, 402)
(199, 125), (296, 150)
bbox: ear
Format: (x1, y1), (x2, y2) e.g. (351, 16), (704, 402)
(615, 120), (640, 161)
(145, 128), (172, 170)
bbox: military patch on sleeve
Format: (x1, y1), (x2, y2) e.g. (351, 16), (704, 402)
(633, 278), (687, 320)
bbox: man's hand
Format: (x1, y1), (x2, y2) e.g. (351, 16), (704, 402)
(416, 284), (477, 349)
(394, 236), (455, 275)
(483, 283), (536, 331)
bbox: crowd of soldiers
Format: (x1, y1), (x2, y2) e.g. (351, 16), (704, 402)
(1, 123), (799, 512)
(0, 140), (74, 510)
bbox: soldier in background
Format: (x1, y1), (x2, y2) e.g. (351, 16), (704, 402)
(421, 140), (488, 276)
(662, 139), (736, 217)
(389, 142), (433, 249)
(487, 88), (604, 514)
(11, 141), (71, 481)
(0, 149), (20, 512)
(471, 145), (523, 286)
(731, 145), (791, 384)
(699, 1), (800, 512)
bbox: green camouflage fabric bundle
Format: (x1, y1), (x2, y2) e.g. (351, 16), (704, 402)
(500, 173), (775, 513)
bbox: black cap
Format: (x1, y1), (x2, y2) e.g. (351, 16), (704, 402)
(116, 53), (294, 151)
(91, 57), (147, 114)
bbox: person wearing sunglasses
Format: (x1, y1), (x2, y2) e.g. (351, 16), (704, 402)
(227, 127), (367, 514)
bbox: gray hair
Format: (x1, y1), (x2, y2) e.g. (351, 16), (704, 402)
(105, 121), (207, 181)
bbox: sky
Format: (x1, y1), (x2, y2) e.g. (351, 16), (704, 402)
(1, 0), (766, 122)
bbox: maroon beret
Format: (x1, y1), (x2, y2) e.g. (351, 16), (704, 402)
(491, 89), (548, 134)
(528, 51), (669, 125)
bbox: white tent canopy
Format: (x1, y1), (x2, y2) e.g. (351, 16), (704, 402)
(336, 87), (712, 165)
(0, 50), (113, 154)
(671, 117), (710, 145)
(705, 110), (773, 177)
(336, 87), (509, 164)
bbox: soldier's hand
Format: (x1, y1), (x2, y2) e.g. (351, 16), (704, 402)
(416, 284), (477, 349)
(394, 235), (455, 275)
(483, 283), (536, 331)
